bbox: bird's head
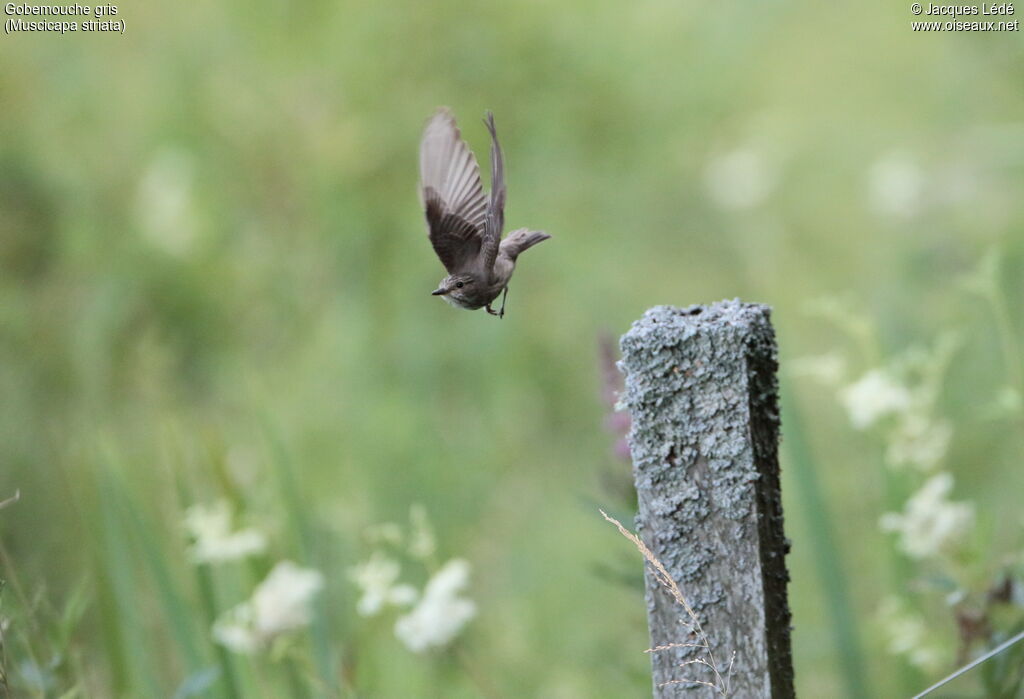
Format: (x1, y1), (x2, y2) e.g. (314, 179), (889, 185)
(431, 274), (477, 307)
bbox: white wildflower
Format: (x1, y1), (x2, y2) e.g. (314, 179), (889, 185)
(880, 473), (974, 559)
(213, 561), (324, 654)
(212, 605), (259, 654)
(350, 553), (418, 617)
(878, 597), (947, 673)
(704, 148), (775, 210)
(408, 504), (436, 560)
(249, 562), (323, 636)
(394, 558), (476, 653)
(839, 369), (913, 430)
(790, 352), (848, 386)
(868, 151), (925, 218)
(184, 500), (267, 564)
(136, 148), (199, 256)
(885, 415), (952, 471)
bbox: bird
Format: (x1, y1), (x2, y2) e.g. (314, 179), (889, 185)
(419, 108), (550, 318)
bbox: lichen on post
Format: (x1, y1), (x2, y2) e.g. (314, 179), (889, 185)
(619, 300), (794, 698)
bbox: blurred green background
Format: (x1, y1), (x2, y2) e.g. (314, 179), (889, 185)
(2, 0), (1023, 696)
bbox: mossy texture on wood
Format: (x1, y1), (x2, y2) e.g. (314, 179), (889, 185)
(620, 301), (794, 698)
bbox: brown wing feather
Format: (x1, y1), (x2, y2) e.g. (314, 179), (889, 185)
(419, 108), (487, 274)
(423, 192), (482, 272)
(481, 112), (506, 277)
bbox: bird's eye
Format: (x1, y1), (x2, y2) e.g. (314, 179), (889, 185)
(456, 281), (464, 288)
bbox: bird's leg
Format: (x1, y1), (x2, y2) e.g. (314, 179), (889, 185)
(497, 286), (508, 318)
(486, 287), (508, 318)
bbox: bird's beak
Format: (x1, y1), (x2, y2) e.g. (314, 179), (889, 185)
(431, 286), (447, 296)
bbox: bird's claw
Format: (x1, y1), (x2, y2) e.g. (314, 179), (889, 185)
(486, 287), (508, 318)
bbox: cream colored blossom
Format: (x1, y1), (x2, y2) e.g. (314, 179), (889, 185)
(350, 553), (418, 617)
(213, 561), (324, 654)
(394, 558), (476, 653)
(212, 607), (260, 654)
(885, 415), (952, 471)
(184, 500), (267, 564)
(880, 473), (974, 559)
(839, 369), (913, 430)
(878, 597), (947, 673)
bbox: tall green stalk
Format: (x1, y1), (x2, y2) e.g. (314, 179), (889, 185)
(263, 417), (338, 697)
(781, 382), (869, 698)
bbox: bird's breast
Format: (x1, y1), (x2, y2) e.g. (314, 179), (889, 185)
(442, 293), (482, 310)
(441, 283), (504, 310)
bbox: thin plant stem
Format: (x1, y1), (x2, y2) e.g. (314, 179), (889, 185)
(913, 629), (1024, 699)
(600, 510), (730, 695)
(194, 563), (243, 699)
(0, 492), (19, 512)
(780, 383), (870, 698)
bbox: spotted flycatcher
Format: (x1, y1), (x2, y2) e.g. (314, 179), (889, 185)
(419, 108), (550, 317)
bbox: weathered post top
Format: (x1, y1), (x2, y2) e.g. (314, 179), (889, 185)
(619, 300), (794, 698)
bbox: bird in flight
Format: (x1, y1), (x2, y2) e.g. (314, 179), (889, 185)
(419, 108), (550, 318)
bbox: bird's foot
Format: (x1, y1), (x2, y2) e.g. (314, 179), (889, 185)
(486, 304), (504, 318)
(496, 287), (508, 318)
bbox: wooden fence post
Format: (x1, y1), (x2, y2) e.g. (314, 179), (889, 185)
(619, 301), (795, 698)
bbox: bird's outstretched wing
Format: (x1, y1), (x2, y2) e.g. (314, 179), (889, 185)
(482, 112), (506, 276)
(419, 109), (488, 274)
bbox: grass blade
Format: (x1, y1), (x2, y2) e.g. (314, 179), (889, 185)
(781, 382), (869, 698)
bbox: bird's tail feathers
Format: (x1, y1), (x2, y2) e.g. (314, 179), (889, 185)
(500, 228), (551, 260)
